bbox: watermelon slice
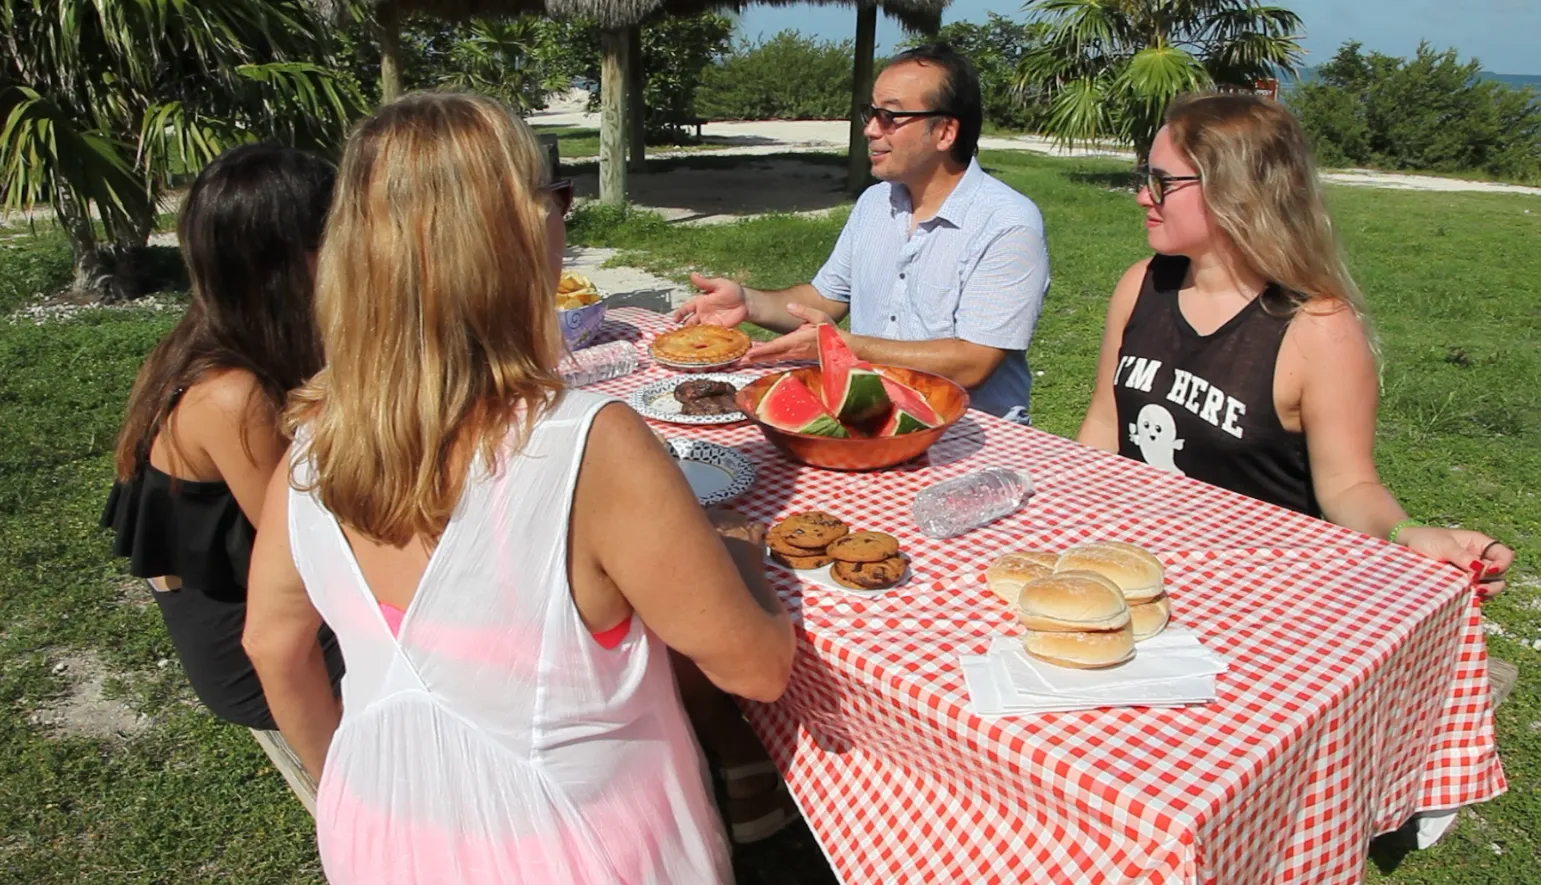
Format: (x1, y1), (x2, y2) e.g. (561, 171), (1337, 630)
(877, 376), (941, 436)
(817, 324), (889, 425)
(755, 373), (849, 437)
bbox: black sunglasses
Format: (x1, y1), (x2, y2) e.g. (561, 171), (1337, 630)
(859, 104), (950, 130)
(542, 178), (575, 217)
(1132, 165), (1201, 205)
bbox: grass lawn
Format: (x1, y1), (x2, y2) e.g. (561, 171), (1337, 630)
(2, 151), (1537, 883)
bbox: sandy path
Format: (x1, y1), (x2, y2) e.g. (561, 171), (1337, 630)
(532, 108), (1541, 198)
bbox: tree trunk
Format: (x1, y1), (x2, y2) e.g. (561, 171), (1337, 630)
(847, 5), (878, 196)
(378, 3), (404, 103)
(100, 207), (155, 303)
(626, 25), (646, 171)
(599, 28), (628, 205)
(57, 187), (106, 297)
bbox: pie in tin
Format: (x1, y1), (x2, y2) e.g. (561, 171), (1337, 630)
(650, 325), (752, 366)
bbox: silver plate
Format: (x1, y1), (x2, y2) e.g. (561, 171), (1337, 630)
(628, 373), (753, 425)
(666, 439), (756, 506)
(650, 355), (747, 373)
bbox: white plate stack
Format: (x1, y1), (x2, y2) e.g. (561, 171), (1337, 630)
(960, 627), (1227, 717)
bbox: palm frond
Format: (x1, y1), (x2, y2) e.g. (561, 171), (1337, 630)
(0, 86), (147, 226)
(1116, 45), (1211, 155)
(1039, 74), (1120, 151)
(1205, 31), (1304, 83)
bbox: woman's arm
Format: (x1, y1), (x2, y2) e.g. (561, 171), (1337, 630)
(573, 404), (796, 702)
(1294, 306), (1513, 592)
(1076, 258), (1151, 452)
(243, 458), (341, 777)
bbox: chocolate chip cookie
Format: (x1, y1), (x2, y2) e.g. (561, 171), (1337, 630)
(774, 511), (849, 550)
(827, 531), (900, 563)
(831, 555), (906, 590)
(766, 523), (815, 557)
(769, 548), (835, 570)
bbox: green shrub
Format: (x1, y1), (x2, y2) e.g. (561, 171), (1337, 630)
(696, 31), (858, 121)
(1290, 41), (1541, 184)
(901, 14), (1048, 133)
(538, 13), (734, 143)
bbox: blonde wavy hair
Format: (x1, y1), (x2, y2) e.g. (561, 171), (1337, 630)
(1165, 92), (1368, 318)
(288, 92), (563, 545)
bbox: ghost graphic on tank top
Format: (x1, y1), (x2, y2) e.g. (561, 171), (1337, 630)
(1127, 403), (1185, 476)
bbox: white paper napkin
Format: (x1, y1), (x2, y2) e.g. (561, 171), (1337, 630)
(1013, 627), (1228, 693)
(961, 627), (1227, 717)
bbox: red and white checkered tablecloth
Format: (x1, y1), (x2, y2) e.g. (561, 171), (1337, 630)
(590, 309), (1507, 885)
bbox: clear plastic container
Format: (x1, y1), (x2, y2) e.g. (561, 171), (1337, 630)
(911, 467), (1033, 539)
(559, 340), (639, 388)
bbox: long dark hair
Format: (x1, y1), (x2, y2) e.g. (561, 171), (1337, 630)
(113, 143), (335, 479)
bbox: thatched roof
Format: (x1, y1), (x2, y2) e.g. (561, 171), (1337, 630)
(317, 0), (948, 34)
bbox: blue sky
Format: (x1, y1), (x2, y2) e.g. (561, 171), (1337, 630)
(733, 0), (1540, 75)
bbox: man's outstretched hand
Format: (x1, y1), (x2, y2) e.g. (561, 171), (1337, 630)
(672, 272), (749, 328)
(743, 303), (835, 365)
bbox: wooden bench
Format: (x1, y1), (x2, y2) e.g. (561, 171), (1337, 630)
(658, 114), (708, 139)
(251, 728), (317, 816)
(1490, 657), (1518, 708)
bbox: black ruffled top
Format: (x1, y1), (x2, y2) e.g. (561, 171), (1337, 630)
(101, 465), (255, 603)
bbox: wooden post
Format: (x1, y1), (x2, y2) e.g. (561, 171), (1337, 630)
(627, 25), (646, 172)
(847, 4), (878, 195)
(377, 2), (404, 103)
(599, 28), (628, 204)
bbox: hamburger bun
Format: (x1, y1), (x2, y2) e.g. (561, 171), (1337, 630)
(1129, 595), (1171, 642)
(1055, 543), (1165, 605)
(1016, 571), (1130, 633)
(1023, 623), (1136, 669)
(984, 551), (1059, 605)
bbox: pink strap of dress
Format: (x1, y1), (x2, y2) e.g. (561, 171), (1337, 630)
(377, 601), (630, 649)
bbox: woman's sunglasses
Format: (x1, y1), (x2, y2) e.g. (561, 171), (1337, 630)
(543, 179), (575, 217)
(1132, 165), (1201, 205)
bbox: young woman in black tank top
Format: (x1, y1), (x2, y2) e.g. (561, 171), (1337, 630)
(102, 145), (344, 729)
(1077, 93), (1512, 597)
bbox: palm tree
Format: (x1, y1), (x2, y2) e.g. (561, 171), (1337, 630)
(437, 18), (573, 114)
(0, 0), (364, 300)
(1013, 0), (1304, 162)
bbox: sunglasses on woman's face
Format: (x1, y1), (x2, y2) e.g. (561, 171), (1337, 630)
(542, 179), (575, 217)
(1132, 165), (1201, 205)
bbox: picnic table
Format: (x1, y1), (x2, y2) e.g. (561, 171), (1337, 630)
(591, 308), (1507, 884)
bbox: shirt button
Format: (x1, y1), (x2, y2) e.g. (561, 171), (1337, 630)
(889, 315), (897, 322)
(899, 273), (906, 280)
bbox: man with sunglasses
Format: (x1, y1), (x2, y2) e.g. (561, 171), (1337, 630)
(673, 44), (1050, 422)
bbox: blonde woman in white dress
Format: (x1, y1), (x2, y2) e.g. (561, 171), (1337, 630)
(242, 92), (795, 884)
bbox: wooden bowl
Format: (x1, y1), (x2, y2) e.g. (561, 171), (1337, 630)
(734, 365), (970, 471)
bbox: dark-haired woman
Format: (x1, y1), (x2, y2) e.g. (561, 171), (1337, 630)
(102, 143), (344, 729)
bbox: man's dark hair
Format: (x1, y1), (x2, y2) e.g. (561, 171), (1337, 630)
(890, 42), (981, 165)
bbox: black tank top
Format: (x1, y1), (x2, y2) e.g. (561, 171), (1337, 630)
(1113, 254), (1318, 517)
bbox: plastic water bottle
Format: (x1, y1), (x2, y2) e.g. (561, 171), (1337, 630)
(911, 467), (1033, 539)
(560, 340), (639, 387)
